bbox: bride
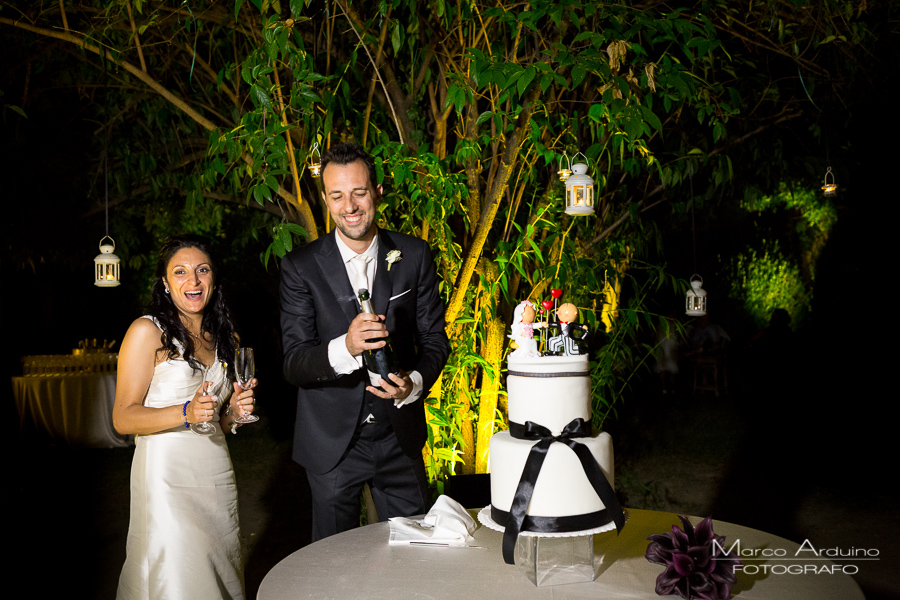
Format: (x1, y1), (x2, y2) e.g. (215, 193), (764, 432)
(113, 234), (256, 600)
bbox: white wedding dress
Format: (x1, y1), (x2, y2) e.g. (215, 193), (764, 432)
(117, 318), (244, 600)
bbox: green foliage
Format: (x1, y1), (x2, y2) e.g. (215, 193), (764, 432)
(4, 0), (877, 485)
(723, 241), (811, 330)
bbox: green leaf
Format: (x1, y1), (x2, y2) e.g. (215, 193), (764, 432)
(540, 73), (553, 94)
(250, 84), (272, 108)
(271, 235), (286, 257)
(279, 224), (293, 252)
(588, 103), (607, 122)
(475, 110), (494, 126)
(8, 105), (27, 119)
(640, 106), (662, 132)
(391, 21), (402, 56)
(570, 65), (586, 89)
(517, 66), (536, 96)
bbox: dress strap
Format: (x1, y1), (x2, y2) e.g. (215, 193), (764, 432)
(141, 315), (186, 355)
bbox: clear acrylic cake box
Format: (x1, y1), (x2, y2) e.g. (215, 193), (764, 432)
(515, 533), (600, 587)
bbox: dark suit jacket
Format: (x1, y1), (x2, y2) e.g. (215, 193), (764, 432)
(280, 229), (450, 474)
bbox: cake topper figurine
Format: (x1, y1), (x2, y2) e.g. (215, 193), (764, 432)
(546, 302), (590, 356)
(509, 300), (546, 358)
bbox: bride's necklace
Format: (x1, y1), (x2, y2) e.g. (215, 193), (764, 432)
(182, 320), (205, 341)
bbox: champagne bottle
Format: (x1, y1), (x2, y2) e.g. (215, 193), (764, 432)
(357, 288), (402, 387)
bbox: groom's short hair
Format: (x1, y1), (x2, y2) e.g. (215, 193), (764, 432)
(321, 143), (378, 188)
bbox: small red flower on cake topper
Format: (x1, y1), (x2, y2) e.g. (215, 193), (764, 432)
(541, 300), (553, 310)
(550, 288), (563, 299)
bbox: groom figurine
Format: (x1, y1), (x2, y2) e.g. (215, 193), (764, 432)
(280, 143), (450, 541)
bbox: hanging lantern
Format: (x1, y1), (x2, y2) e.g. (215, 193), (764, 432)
(564, 153), (594, 216)
(307, 141), (322, 178)
(685, 274), (707, 316)
(821, 166), (837, 196)
(94, 236), (121, 287)
(557, 151), (572, 181)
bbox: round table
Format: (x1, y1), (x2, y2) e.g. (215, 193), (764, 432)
(258, 508), (864, 600)
(12, 374), (131, 448)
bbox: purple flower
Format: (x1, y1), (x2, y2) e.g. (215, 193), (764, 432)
(645, 515), (742, 600)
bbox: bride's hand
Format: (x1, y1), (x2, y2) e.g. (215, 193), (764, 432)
(187, 381), (218, 424)
(231, 379), (257, 418)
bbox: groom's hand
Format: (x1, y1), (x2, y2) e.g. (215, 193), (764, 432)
(368, 371), (412, 401)
(346, 311), (388, 356)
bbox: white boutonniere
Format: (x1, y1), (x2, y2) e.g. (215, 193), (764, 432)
(386, 250), (402, 271)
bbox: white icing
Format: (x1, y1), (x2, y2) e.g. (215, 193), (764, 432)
(489, 353), (615, 525)
(506, 355), (590, 434)
(489, 430), (613, 517)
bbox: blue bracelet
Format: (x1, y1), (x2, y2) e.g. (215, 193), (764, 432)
(182, 400), (191, 428)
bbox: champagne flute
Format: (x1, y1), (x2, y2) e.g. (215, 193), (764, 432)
(190, 371), (217, 436)
(233, 347), (259, 424)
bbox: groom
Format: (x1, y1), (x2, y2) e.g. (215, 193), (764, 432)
(280, 143), (450, 541)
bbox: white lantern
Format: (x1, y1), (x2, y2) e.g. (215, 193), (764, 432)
(685, 274), (707, 316)
(94, 236), (121, 287)
(564, 158), (594, 216)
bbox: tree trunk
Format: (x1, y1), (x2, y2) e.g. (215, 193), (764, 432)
(474, 259), (504, 473)
(445, 84), (542, 328)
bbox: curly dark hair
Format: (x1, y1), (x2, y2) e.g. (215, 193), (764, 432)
(320, 142), (378, 187)
(148, 234), (238, 372)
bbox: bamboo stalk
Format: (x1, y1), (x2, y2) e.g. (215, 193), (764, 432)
(272, 62), (319, 241)
(334, 0), (405, 145)
(445, 84), (541, 329)
(362, 9), (390, 146)
(126, 1), (147, 72)
(59, 0), (69, 31)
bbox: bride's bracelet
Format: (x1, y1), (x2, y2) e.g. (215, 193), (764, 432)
(181, 400), (191, 428)
(224, 404), (240, 434)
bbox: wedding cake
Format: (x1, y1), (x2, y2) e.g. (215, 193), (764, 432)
(486, 354), (624, 563)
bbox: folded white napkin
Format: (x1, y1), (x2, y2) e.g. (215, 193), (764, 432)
(388, 495), (477, 546)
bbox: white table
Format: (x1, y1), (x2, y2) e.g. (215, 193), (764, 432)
(258, 508), (865, 600)
(12, 374), (132, 448)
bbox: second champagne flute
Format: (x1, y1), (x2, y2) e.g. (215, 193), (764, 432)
(233, 347), (259, 424)
(190, 372), (216, 436)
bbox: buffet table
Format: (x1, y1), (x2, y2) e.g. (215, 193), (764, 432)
(258, 508), (865, 600)
(12, 374), (131, 448)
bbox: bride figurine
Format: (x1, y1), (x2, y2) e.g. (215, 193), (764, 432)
(509, 300), (545, 358)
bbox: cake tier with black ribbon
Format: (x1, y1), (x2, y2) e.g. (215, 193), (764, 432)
(489, 355), (625, 564)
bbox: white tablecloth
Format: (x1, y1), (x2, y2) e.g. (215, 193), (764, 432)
(258, 508), (865, 600)
(12, 374), (132, 448)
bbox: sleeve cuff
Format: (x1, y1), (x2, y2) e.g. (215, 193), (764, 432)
(394, 370), (423, 407)
(328, 335), (363, 376)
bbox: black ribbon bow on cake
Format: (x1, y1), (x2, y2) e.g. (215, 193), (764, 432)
(499, 417), (626, 564)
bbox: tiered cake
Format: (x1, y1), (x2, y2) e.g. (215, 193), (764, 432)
(488, 354), (617, 534)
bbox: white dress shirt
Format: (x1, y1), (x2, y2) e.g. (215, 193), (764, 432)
(326, 230), (423, 407)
